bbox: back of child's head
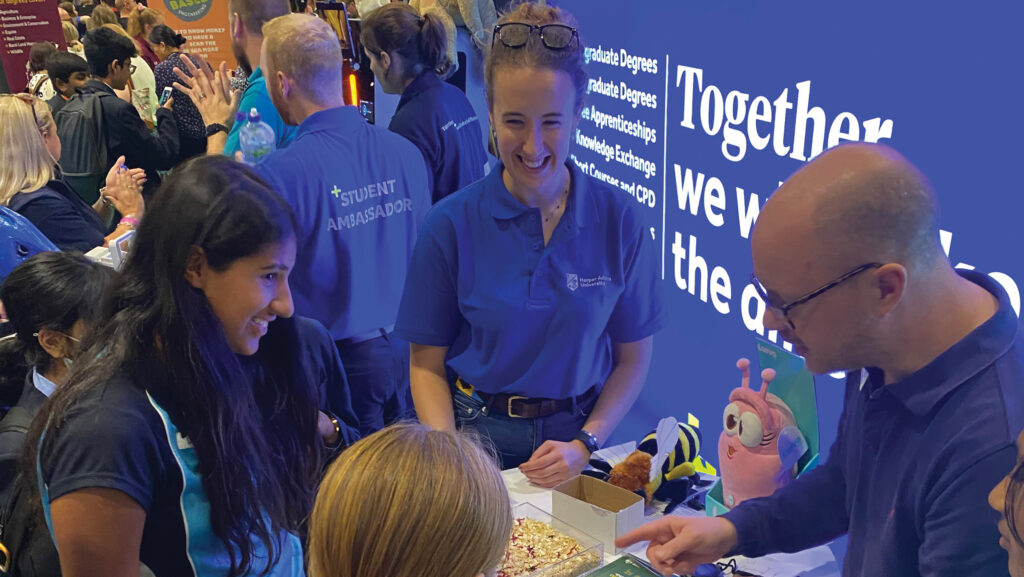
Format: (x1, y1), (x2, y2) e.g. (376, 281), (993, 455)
(45, 51), (89, 83)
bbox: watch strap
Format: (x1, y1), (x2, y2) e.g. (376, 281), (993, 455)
(575, 430), (600, 454)
(205, 122), (229, 137)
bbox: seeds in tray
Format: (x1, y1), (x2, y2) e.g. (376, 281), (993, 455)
(497, 517), (600, 577)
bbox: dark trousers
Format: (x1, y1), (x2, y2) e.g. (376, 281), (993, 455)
(335, 332), (412, 437)
(452, 387), (598, 470)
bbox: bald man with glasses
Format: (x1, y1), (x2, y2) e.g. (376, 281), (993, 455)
(619, 143), (1024, 577)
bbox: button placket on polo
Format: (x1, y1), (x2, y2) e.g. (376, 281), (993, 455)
(524, 209), (553, 307)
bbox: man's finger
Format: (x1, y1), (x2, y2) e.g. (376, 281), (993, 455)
(616, 518), (675, 548)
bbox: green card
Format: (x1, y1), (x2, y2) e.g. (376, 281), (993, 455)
(756, 338), (820, 474)
(585, 554), (661, 577)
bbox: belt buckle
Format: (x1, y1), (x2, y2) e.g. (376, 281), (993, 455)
(507, 395), (529, 418)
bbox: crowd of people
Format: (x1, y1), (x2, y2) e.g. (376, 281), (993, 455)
(0, 0), (1023, 576)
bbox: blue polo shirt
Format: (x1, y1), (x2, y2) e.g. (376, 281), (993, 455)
(223, 67), (297, 156)
(255, 106), (430, 340)
(723, 270), (1024, 577)
(388, 71), (487, 204)
(394, 162), (667, 399)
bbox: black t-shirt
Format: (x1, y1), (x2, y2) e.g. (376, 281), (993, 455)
(39, 316), (357, 576)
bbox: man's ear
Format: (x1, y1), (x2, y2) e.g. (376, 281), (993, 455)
(184, 246), (207, 289)
(231, 12), (244, 39)
(873, 263), (907, 317)
(379, 50), (392, 73)
(277, 69), (290, 98)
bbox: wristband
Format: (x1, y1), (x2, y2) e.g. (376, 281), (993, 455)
(574, 429), (600, 454)
(119, 215), (139, 229)
(205, 123), (229, 137)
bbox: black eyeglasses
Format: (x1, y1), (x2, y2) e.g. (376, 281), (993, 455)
(751, 262), (882, 330)
(492, 23), (578, 50)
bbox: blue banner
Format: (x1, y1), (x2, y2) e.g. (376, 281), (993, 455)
(553, 0), (1024, 462)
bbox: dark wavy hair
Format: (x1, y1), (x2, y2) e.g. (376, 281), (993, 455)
(148, 24), (187, 49)
(0, 252), (112, 406)
(1007, 460), (1024, 549)
(25, 155), (322, 576)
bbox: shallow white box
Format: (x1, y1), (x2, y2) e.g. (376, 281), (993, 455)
(551, 475), (644, 554)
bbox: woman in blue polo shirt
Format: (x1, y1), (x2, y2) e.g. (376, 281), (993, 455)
(360, 2), (488, 204)
(395, 2), (666, 487)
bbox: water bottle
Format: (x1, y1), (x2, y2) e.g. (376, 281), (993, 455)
(238, 107), (276, 164)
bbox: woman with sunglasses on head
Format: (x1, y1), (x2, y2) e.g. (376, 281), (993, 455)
(26, 155), (357, 577)
(0, 93), (145, 252)
(395, 2), (666, 487)
(360, 3), (488, 204)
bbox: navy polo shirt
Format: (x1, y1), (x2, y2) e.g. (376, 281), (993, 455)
(388, 71), (488, 204)
(394, 162), (667, 399)
(723, 270), (1024, 577)
(255, 106), (430, 340)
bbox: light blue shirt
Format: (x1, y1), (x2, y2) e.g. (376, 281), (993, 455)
(223, 67), (297, 156)
(254, 106), (430, 340)
(32, 368), (56, 398)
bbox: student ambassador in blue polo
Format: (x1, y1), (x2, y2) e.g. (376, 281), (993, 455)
(395, 4), (667, 488)
(254, 14), (430, 436)
(360, 3), (488, 204)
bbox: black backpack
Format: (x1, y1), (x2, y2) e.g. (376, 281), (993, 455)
(0, 409), (60, 577)
(52, 91), (110, 205)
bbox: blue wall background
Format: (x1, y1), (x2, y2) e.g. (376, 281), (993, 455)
(551, 0), (1024, 465)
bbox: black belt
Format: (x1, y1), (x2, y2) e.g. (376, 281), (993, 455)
(337, 324), (395, 345)
(474, 385), (599, 419)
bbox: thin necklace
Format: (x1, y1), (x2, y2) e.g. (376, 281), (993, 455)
(543, 184), (570, 224)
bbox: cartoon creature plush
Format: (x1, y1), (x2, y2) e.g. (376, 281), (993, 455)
(584, 418), (710, 514)
(718, 358), (808, 508)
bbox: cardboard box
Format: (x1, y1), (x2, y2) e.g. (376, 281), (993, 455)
(551, 475), (644, 554)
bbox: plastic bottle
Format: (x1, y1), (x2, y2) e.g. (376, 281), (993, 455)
(238, 107), (276, 164)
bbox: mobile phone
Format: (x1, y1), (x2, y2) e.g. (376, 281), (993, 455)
(159, 86), (173, 106)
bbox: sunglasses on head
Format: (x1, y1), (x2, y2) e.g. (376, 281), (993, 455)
(492, 23), (578, 50)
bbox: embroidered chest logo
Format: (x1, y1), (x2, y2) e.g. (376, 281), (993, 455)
(566, 273), (612, 292)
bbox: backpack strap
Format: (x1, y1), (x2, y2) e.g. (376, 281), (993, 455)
(24, 74), (48, 97)
(0, 408), (32, 437)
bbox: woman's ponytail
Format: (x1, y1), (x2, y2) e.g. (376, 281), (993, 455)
(418, 9), (454, 78)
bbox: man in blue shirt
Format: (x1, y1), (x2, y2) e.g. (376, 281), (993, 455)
(252, 14), (430, 435)
(618, 143), (1024, 577)
(171, 0), (296, 155)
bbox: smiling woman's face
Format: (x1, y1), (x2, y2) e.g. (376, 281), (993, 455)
(990, 429), (1024, 577)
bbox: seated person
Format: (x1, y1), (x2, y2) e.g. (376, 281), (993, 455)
(618, 143), (1024, 577)
(0, 252), (113, 503)
(0, 93), (145, 252)
(44, 51), (90, 115)
(308, 422), (511, 577)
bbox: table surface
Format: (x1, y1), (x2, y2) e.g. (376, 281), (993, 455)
(502, 444), (840, 577)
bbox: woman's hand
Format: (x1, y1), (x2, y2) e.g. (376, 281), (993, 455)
(172, 55), (239, 128)
(519, 439), (590, 488)
(102, 156), (145, 218)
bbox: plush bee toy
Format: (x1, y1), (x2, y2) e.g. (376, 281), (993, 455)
(583, 418), (711, 513)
